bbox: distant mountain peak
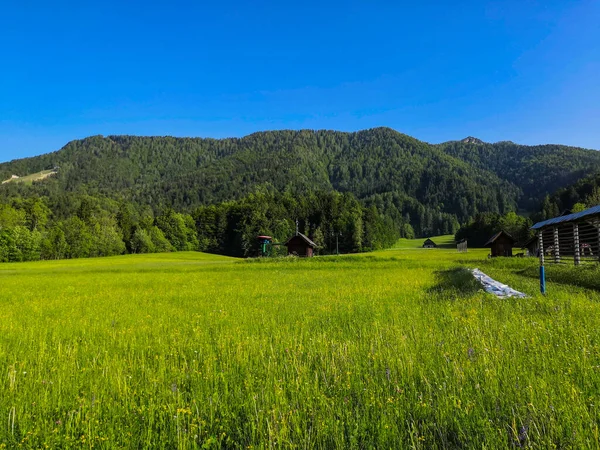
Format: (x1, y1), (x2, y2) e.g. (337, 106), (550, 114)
(461, 136), (484, 144)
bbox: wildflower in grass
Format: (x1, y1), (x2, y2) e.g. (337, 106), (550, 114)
(516, 425), (528, 447)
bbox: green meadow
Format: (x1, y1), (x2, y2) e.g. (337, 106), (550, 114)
(1, 241), (600, 448)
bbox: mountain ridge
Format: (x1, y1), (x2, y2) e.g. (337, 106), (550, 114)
(0, 126), (600, 167)
(1, 128), (599, 237)
(3, 127), (597, 165)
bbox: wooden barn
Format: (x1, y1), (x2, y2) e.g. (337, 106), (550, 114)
(285, 232), (317, 257)
(485, 231), (515, 257)
(531, 204), (600, 265)
(422, 238), (437, 248)
(520, 235), (539, 257)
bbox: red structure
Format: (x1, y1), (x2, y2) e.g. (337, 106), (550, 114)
(285, 233), (317, 257)
(485, 230), (515, 257)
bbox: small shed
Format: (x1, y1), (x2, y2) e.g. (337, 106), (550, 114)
(285, 233), (317, 257)
(485, 230), (515, 257)
(520, 235), (539, 257)
(423, 238), (437, 248)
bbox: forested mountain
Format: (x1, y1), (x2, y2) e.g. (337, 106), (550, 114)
(0, 127), (599, 261)
(437, 140), (600, 210)
(3, 128), (598, 228)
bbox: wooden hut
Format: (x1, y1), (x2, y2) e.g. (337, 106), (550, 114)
(484, 230), (515, 257)
(520, 235), (539, 257)
(422, 238), (437, 248)
(285, 233), (317, 257)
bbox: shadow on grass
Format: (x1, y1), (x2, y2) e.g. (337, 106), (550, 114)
(428, 267), (482, 298)
(515, 264), (600, 292)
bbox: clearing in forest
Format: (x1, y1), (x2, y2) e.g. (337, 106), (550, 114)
(1, 169), (58, 185)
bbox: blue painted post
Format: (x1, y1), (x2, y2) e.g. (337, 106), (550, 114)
(540, 265), (546, 295)
(538, 231), (546, 294)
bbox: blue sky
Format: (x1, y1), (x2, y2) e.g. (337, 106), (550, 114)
(0, 0), (598, 162)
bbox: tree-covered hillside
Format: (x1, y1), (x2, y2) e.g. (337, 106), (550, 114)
(1, 128), (599, 239)
(438, 140), (599, 210)
(540, 172), (600, 219)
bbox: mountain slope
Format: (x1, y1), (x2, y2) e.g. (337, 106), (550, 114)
(437, 140), (599, 209)
(544, 172), (600, 215)
(1, 128), (599, 235)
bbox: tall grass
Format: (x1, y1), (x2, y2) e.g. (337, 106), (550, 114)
(0, 248), (599, 448)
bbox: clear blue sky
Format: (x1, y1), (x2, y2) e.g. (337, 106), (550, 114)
(1, 0), (598, 162)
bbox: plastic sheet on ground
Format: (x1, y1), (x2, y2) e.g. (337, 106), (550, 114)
(471, 268), (527, 298)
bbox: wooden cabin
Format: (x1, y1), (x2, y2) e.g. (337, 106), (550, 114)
(422, 238), (437, 248)
(285, 233), (317, 257)
(520, 235), (539, 257)
(485, 230), (515, 257)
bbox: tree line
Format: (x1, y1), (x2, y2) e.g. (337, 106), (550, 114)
(540, 172), (600, 219)
(454, 170), (600, 248)
(0, 189), (408, 262)
(454, 211), (533, 247)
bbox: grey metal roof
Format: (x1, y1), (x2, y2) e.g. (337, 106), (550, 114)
(531, 204), (600, 230)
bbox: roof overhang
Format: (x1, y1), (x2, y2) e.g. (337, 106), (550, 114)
(531, 205), (600, 230)
(285, 232), (318, 248)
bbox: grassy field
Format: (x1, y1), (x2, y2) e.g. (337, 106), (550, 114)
(1, 240), (600, 448)
(390, 235), (457, 249)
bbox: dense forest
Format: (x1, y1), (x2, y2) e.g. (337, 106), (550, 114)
(0, 189), (400, 262)
(455, 212), (533, 248)
(540, 173), (600, 218)
(453, 174), (600, 247)
(437, 140), (599, 210)
(1, 128), (599, 261)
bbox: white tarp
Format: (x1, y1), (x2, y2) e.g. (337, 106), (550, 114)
(471, 268), (527, 298)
